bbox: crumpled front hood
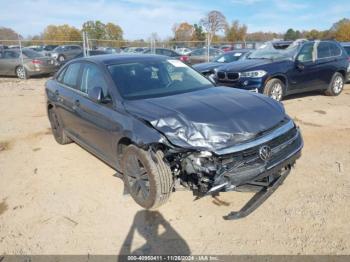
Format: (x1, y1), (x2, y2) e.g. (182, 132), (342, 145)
(192, 62), (222, 72)
(124, 87), (286, 151)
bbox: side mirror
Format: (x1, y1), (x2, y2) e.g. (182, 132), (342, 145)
(295, 60), (305, 71)
(88, 86), (104, 103)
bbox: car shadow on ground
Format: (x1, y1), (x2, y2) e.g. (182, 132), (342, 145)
(283, 90), (324, 101)
(119, 210), (191, 256)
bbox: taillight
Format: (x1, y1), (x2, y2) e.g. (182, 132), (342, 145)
(31, 59), (43, 65)
(180, 55), (189, 62)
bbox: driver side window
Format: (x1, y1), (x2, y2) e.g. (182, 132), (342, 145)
(297, 43), (314, 62)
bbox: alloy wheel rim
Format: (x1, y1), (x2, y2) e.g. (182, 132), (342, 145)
(124, 154), (150, 201)
(16, 67), (26, 79)
(333, 76), (343, 94)
(270, 83), (283, 101)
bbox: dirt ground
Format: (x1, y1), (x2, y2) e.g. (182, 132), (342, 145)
(0, 77), (349, 255)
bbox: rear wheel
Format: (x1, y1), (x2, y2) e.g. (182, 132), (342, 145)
(48, 108), (72, 145)
(324, 72), (344, 96)
(263, 78), (285, 101)
(15, 66), (27, 79)
(122, 145), (173, 209)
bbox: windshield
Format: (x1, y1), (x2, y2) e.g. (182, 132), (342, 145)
(213, 52), (244, 63)
(108, 59), (214, 100)
(248, 41), (298, 60)
(22, 49), (43, 58)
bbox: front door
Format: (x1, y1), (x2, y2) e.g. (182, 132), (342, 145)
(72, 62), (118, 164)
(287, 42), (320, 93)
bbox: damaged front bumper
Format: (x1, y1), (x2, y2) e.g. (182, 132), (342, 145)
(178, 119), (303, 219)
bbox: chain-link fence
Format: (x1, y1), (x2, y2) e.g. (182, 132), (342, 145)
(0, 34), (265, 79)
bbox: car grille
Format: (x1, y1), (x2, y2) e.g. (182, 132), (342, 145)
(219, 126), (301, 184)
(216, 71), (240, 81)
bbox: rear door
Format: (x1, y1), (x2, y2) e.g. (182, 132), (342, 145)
(54, 62), (84, 138)
(287, 42), (320, 92)
(72, 62), (117, 163)
(314, 41), (338, 89)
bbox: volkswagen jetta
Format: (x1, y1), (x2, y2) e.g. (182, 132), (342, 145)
(46, 54), (303, 219)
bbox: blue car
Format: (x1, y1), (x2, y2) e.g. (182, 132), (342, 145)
(192, 49), (251, 78)
(215, 40), (349, 101)
(340, 42), (350, 81)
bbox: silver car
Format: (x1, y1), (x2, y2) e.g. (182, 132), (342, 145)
(0, 48), (58, 79)
(49, 45), (82, 62)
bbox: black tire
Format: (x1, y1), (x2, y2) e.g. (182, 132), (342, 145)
(122, 145), (173, 209)
(263, 78), (285, 101)
(324, 72), (344, 96)
(15, 66), (28, 79)
(48, 108), (72, 145)
(57, 55), (65, 62)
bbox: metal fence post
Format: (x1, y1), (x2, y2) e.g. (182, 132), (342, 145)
(17, 34), (26, 80)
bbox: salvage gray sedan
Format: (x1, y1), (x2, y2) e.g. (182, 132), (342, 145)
(46, 54), (303, 220)
(0, 48), (58, 79)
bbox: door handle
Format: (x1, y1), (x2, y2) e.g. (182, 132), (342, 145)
(74, 99), (80, 107)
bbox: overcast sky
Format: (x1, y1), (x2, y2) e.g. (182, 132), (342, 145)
(0, 0), (349, 39)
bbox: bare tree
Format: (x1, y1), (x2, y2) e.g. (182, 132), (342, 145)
(199, 10), (228, 45)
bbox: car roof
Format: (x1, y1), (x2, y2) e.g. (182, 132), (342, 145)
(73, 54), (169, 66)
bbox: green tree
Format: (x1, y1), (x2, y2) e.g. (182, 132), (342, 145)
(192, 24), (205, 41)
(82, 20), (106, 39)
(225, 20), (247, 42)
(284, 28), (297, 40)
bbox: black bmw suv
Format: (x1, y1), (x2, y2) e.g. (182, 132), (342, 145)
(46, 55), (303, 219)
(216, 40), (349, 101)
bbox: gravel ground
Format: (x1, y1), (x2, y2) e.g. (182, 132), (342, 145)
(0, 77), (350, 255)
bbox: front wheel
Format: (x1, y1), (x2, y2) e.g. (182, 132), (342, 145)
(324, 72), (344, 96)
(263, 78), (285, 101)
(122, 145), (173, 209)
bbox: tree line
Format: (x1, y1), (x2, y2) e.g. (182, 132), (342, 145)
(0, 12), (350, 45)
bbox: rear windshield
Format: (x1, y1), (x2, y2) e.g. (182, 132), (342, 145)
(108, 59), (213, 100)
(22, 49), (43, 58)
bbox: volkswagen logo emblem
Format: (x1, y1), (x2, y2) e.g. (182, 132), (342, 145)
(259, 145), (272, 161)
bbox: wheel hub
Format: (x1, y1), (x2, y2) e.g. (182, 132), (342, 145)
(270, 83), (283, 101)
(125, 155), (150, 200)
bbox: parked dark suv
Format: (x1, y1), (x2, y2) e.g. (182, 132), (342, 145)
(216, 40), (349, 101)
(46, 55), (303, 219)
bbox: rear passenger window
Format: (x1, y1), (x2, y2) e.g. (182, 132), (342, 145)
(62, 63), (81, 88)
(80, 63), (109, 97)
(317, 42), (331, 59)
(330, 43), (341, 56)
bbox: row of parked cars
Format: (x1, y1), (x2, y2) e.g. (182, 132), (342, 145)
(1, 40), (350, 101)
